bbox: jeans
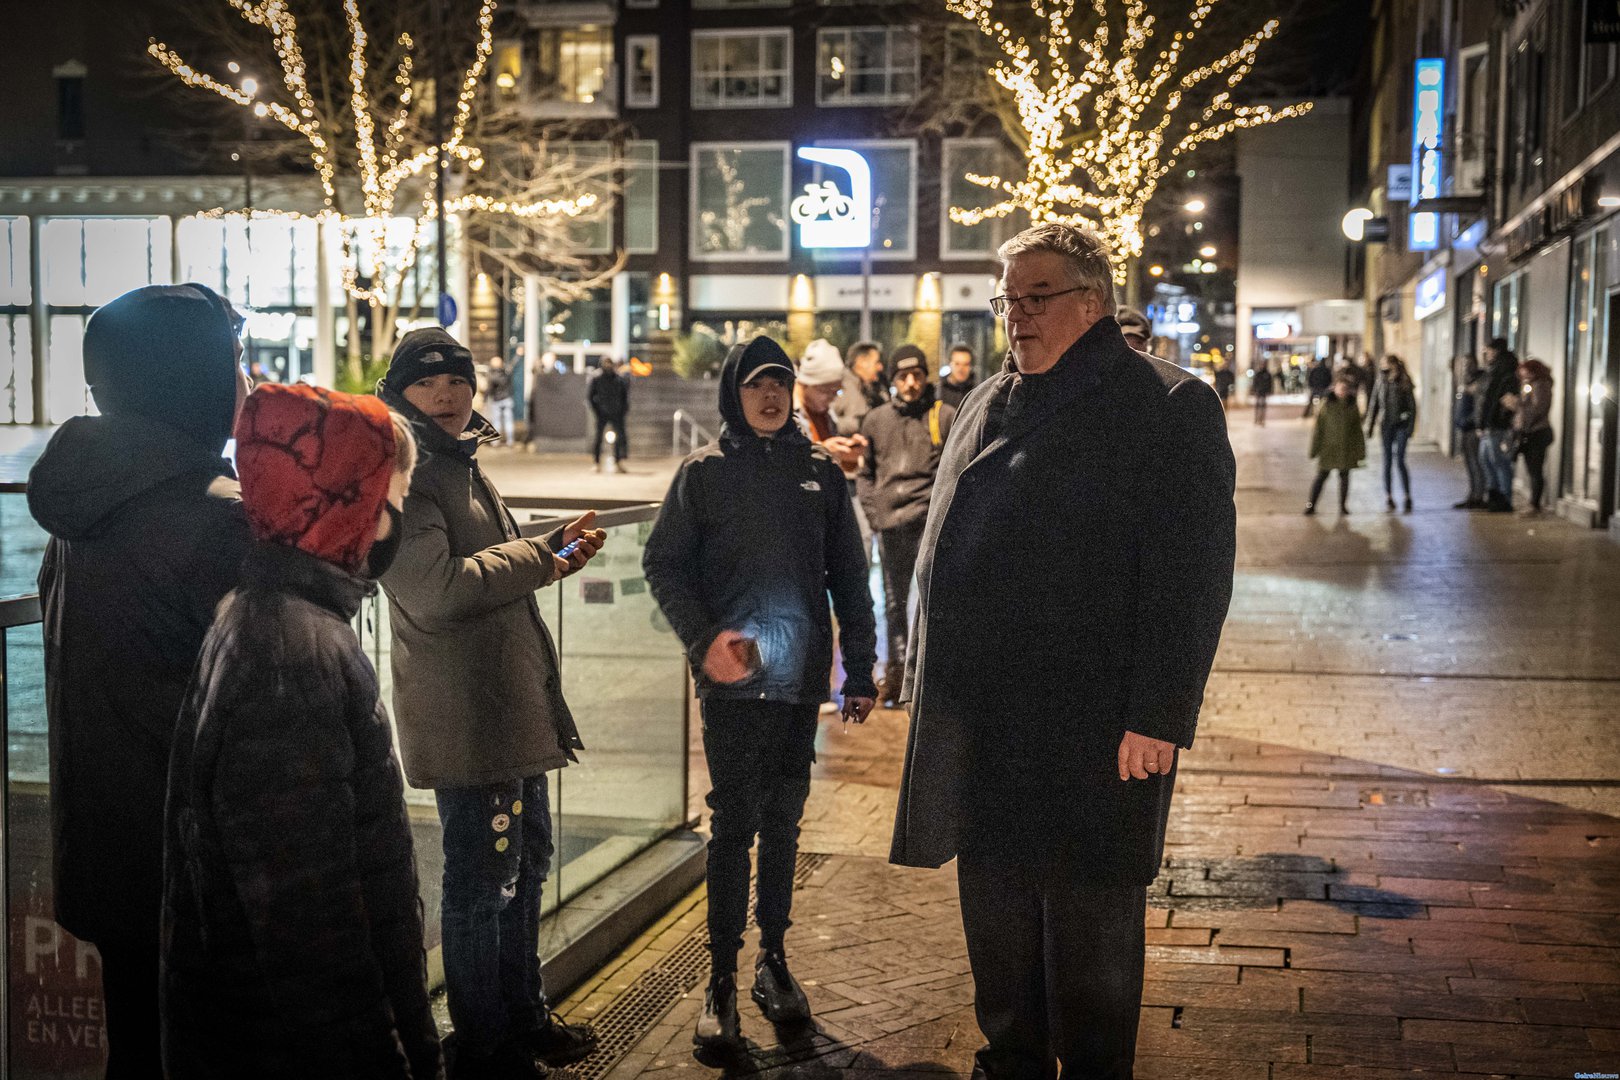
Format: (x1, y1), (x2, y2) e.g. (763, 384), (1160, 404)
(490, 397), (515, 445)
(1458, 428), (1485, 501)
(958, 847), (1147, 1080)
(436, 775), (554, 1059)
(1380, 424), (1412, 498)
(877, 519), (925, 691)
(1479, 428), (1516, 500)
(592, 416), (627, 463)
(700, 698), (819, 973)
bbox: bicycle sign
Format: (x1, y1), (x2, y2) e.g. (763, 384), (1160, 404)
(793, 147), (872, 249)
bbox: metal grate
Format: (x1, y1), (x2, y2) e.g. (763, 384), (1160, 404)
(567, 851), (823, 1080)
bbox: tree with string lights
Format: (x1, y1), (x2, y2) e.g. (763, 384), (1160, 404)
(945, 0), (1311, 286)
(148, 0), (616, 377)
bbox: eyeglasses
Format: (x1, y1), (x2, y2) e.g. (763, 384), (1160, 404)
(988, 286), (1087, 318)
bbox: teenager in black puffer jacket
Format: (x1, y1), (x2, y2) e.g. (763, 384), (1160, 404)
(162, 384), (441, 1080)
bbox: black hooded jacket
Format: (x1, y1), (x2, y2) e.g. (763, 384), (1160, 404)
(642, 338), (878, 703)
(1479, 350), (1521, 431)
(857, 385), (957, 532)
(27, 283), (251, 945)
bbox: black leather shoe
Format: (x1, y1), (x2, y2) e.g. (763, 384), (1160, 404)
(451, 1038), (549, 1080)
(694, 975), (740, 1047)
(524, 1012), (599, 1066)
(751, 951), (811, 1025)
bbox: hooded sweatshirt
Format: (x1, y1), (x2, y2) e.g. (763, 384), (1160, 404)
(164, 384), (441, 1080)
(27, 282), (251, 944)
(642, 337), (878, 703)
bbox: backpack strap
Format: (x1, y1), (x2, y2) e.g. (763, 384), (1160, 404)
(928, 401), (943, 447)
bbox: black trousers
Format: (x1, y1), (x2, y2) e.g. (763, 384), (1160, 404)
(877, 518), (925, 689)
(591, 415), (627, 462)
(1309, 468), (1352, 508)
(1252, 394), (1268, 424)
(958, 847), (1148, 1080)
(700, 698), (819, 974)
(1520, 427), (1554, 509)
(99, 931), (162, 1080)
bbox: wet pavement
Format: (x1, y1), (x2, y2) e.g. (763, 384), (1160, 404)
(553, 405), (1620, 1079)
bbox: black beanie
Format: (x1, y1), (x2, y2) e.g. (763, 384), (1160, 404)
(83, 283), (242, 453)
(888, 344), (929, 375)
(382, 327), (476, 394)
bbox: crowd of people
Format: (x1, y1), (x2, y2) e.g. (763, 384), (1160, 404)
(32, 219), (1242, 1080)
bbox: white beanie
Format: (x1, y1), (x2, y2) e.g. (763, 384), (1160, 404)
(798, 339), (846, 385)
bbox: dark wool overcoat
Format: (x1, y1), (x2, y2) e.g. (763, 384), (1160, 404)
(889, 317), (1236, 882)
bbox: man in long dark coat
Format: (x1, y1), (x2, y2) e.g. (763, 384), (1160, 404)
(890, 223), (1236, 1079)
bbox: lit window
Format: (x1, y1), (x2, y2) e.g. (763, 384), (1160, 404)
(537, 28), (612, 105)
(626, 36), (659, 109)
(690, 143), (789, 259)
(692, 30), (792, 108)
(817, 27), (919, 107)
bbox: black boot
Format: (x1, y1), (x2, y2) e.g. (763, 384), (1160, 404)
(694, 974), (740, 1047)
(523, 1011), (599, 1066)
(751, 950), (811, 1024)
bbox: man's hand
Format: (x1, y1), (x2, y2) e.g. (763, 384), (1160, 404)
(701, 630), (755, 685)
(821, 434), (868, 470)
(1117, 730), (1177, 781)
(552, 510), (607, 579)
(840, 696), (876, 725)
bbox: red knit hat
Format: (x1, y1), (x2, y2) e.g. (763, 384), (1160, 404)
(235, 383), (397, 573)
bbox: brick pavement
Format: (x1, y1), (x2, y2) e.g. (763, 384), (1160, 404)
(553, 413), (1620, 1078)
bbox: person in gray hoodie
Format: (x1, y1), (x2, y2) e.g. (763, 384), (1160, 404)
(27, 283), (252, 1080)
(377, 327), (604, 1080)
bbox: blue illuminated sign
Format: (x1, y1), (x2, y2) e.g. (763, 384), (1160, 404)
(1409, 58), (1444, 252)
(792, 148), (872, 249)
(1414, 268), (1447, 320)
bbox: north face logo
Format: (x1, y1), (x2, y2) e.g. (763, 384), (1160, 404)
(801, 480), (821, 492)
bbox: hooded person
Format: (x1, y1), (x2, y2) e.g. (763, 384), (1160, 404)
(26, 282), (252, 1079)
(642, 336), (878, 1046)
(375, 326), (604, 1079)
(161, 383), (442, 1080)
(856, 344), (956, 704)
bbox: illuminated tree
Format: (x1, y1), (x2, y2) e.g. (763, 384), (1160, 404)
(148, 0), (615, 373)
(946, 0), (1312, 282)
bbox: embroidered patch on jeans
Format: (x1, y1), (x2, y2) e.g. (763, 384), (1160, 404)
(495, 837), (510, 853)
(492, 814), (511, 833)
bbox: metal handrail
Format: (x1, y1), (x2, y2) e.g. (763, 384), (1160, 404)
(671, 409), (716, 457)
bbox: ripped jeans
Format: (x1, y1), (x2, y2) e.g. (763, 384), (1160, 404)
(437, 774), (555, 1059)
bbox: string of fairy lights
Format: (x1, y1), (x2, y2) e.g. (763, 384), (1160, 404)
(947, 0), (1311, 281)
(148, 0), (595, 310)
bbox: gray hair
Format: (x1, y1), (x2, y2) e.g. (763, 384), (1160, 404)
(997, 223), (1117, 310)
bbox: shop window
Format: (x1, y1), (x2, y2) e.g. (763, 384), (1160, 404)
(624, 141), (659, 254)
(692, 30), (791, 109)
(816, 27), (919, 107)
(806, 139), (917, 260)
(626, 36), (659, 109)
(690, 142), (789, 260)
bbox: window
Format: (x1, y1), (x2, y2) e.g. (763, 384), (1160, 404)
(1, 217), (33, 423)
(694, 0), (788, 8)
(626, 36), (658, 108)
(491, 40), (523, 101)
(692, 30), (791, 109)
(817, 27), (919, 106)
(546, 142), (614, 254)
(624, 141), (659, 254)
(690, 143), (790, 260)
(1505, 18), (1548, 194)
(1454, 45), (1488, 196)
(941, 138), (1015, 258)
(536, 27), (612, 105)
(1565, 0), (1620, 116)
(806, 139), (917, 260)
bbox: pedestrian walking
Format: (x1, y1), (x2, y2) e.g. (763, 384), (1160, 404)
(1251, 362), (1275, 424)
(588, 357), (630, 473)
(1214, 361), (1236, 408)
(856, 345), (956, 707)
(940, 343), (979, 408)
(377, 328), (604, 1080)
(1508, 358), (1555, 515)
(1452, 355), (1489, 509)
(27, 283), (253, 1080)
(1306, 375), (1366, 515)
(1366, 354), (1417, 513)
(485, 355), (516, 447)
(890, 223), (1235, 1079)
(162, 384), (441, 1080)
(1477, 337), (1521, 512)
(1303, 357), (1333, 417)
(642, 336), (878, 1047)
